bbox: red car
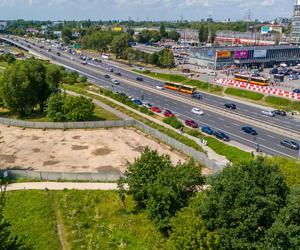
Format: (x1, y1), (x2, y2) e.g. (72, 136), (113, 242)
(185, 119), (199, 128)
(151, 107), (161, 113)
(163, 110), (175, 117)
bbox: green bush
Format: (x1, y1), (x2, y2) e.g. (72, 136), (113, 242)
(225, 87), (264, 101)
(139, 105), (154, 115)
(163, 116), (183, 129)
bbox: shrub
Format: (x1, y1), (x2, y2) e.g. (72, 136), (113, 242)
(225, 87), (264, 101)
(139, 106), (154, 115)
(163, 116), (183, 129)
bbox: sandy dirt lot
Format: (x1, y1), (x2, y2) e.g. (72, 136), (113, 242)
(0, 125), (187, 174)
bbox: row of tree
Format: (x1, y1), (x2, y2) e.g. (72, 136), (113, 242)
(119, 149), (300, 249)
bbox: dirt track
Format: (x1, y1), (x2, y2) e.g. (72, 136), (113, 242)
(0, 125), (186, 174)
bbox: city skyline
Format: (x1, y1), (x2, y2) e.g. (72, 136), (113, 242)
(0, 0), (296, 21)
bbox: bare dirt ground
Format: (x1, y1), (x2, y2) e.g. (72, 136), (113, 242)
(0, 125), (188, 174)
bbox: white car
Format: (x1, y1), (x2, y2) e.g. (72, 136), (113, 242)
(111, 79), (119, 85)
(156, 85), (164, 90)
(208, 71), (217, 76)
(191, 108), (204, 115)
(261, 110), (275, 117)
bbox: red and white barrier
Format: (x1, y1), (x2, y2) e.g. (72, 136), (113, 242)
(216, 78), (300, 100)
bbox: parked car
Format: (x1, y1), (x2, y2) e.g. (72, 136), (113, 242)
(104, 74), (110, 78)
(273, 110), (287, 116)
(163, 110), (175, 117)
(224, 103), (236, 110)
(136, 77), (143, 81)
(280, 140), (299, 150)
(208, 71), (217, 76)
(185, 120), (199, 128)
(242, 126), (257, 135)
(143, 103), (153, 109)
(110, 68), (114, 73)
(111, 79), (119, 85)
(214, 131), (230, 141)
(261, 110), (275, 117)
(115, 72), (121, 76)
(191, 108), (204, 116)
(151, 107), (161, 113)
(133, 99), (143, 106)
(289, 74), (298, 80)
(156, 85), (164, 90)
(201, 126), (214, 135)
(293, 88), (300, 94)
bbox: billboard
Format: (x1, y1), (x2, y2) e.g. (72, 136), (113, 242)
(261, 26), (270, 34)
(217, 51), (231, 59)
(234, 50), (248, 59)
(253, 49), (267, 58)
(207, 50), (214, 57)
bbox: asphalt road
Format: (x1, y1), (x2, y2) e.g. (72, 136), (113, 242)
(3, 36), (300, 159)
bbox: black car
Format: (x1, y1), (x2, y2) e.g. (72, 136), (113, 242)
(293, 88), (300, 94)
(273, 110), (287, 116)
(136, 77), (143, 81)
(242, 126), (257, 135)
(115, 72), (121, 76)
(104, 74), (110, 78)
(214, 131), (230, 141)
(280, 140), (299, 150)
(224, 103), (236, 110)
(56, 52), (61, 56)
(110, 69), (114, 73)
(192, 92), (202, 100)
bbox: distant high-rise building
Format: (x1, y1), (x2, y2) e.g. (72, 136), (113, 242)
(291, 0), (300, 43)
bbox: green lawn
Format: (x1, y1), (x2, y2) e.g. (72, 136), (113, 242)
(3, 190), (166, 250)
(224, 87), (264, 101)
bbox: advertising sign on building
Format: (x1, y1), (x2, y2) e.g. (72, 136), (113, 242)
(216, 51), (231, 59)
(207, 50), (214, 57)
(234, 50), (248, 59)
(253, 49), (267, 58)
(261, 26), (270, 34)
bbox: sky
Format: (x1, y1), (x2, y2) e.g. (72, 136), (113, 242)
(0, 0), (297, 21)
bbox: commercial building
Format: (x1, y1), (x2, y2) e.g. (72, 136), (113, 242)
(291, 0), (300, 44)
(189, 45), (300, 69)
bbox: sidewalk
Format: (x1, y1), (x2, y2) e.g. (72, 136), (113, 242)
(5, 182), (118, 191)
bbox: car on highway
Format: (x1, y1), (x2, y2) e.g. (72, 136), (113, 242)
(163, 110), (175, 117)
(156, 85), (164, 90)
(273, 110), (287, 116)
(136, 77), (143, 81)
(280, 140), (300, 150)
(115, 72), (121, 76)
(70, 57), (75, 61)
(214, 131), (230, 141)
(224, 103), (236, 110)
(110, 68), (114, 73)
(143, 103), (153, 109)
(261, 110), (275, 117)
(185, 120), (199, 128)
(208, 71), (217, 76)
(191, 108), (204, 116)
(81, 61), (87, 65)
(242, 126), (257, 135)
(201, 126), (214, 135)
(104, 74), (110, 78)
(133, 99), (143, 106)
(111, 79), (119, 85)
(151, 107), (162, 113)
(56, 52), (61, 56)
(192, 92), (202, 100)
(293, 88), (300, 94)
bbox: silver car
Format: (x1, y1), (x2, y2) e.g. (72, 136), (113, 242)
(261, 110), (275, 117)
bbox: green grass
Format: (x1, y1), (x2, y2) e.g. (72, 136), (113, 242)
(4, 191), (61, 250)
(264, 96), (300, 112)
(225, 88), (264, 101)
(92, 105), (120, 121)
(3, 190), (166, 250)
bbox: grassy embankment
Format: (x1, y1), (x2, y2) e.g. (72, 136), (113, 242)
(4, 190), (165, 250)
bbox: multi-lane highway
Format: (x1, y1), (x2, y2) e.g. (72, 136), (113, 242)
(2, 35), (300, 159)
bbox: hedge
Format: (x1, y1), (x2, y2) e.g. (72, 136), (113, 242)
(225, 88), (264, 101)
(163, 117), (183, 129)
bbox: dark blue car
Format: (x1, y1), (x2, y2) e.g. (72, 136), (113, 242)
(214, 131), (230, 141)
(293, 88), (300, 94)
(133, 99), (143, 106)
(201, 126), (214, 135)
(242, 126), (257, 136)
